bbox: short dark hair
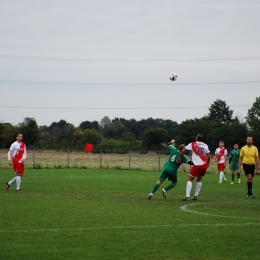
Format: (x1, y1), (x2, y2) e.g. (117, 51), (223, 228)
(247, 136), (253, 140)
(219, 140), (224, 143)
(196, 134), (204, 142)
(16, 133), (23, 137)
(178, 144), (186, 151)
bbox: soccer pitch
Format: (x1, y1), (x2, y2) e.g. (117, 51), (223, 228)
(1, 169), (260, 260)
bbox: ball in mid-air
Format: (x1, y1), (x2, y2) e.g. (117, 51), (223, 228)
(169, 72), (178, 81)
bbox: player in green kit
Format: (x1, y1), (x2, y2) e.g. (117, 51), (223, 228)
(148, 140), (193, 200)
(229, 143), (241, 184)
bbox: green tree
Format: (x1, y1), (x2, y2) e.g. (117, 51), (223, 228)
(18, 117), (39, 146)
(103, 121), (127, 140)
(246, 96), (260, 146)
(175, 118), (212, 145)
(0, 124), (18, 148)
(79, 120), (99, 131)
(82, 129), (102, 145)
(204, 99), (233, 126)
(143, 128), (170, 149)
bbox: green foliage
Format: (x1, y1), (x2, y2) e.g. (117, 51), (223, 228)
(0, 124), (18, 148)
(82, 129), (102, 145)
(246, 96), (260, 146)
(204, 99), (233, 126)
(175, 118), (213, 145)
(143, 127), (170, 149)
(79, 120), (99, 131)
(103, 121), (127, 139)
(18, 117), (39, 146)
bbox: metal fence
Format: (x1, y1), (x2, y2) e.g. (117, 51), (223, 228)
(0, 149), (191, 172)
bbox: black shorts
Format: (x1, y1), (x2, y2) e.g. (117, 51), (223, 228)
(242, 163), (255, 177)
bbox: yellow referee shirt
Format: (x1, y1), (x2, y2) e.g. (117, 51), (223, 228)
(240, 145), (259, 165)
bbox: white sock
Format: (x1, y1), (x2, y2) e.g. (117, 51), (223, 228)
(9, 177), (16, 185)
(220, 171), (224, 181)
(194, 182), (202, 196)
(186, 181), (192, 197)
(16, 176), (21, 190)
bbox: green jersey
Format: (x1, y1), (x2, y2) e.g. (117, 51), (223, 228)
(229, 149), (240, 164)
(164, 145), (189, 171)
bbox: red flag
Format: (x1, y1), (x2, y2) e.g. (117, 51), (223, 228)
(84, 143), (93, 152)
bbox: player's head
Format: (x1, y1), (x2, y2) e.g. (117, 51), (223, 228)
(246, 136), (253, 146)
(196, 134), (204, 142)
(178, 144), (186, 151)
(234, 143), (239, 150)
(219, 140), (224, 148)
(16, 133), (23, 142)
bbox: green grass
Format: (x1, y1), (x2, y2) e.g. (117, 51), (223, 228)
(1, 169), (260, 259)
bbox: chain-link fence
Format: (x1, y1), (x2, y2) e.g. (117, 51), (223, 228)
(0, 149), (192, 172)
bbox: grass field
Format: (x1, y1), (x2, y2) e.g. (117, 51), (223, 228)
(1, 169), (260, 260)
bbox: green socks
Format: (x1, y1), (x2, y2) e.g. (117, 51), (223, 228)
(164, 183), (174, 191)
(231, 174), (235, 182)
(151, 183), (160, 194)
(237, 173), (240, 179)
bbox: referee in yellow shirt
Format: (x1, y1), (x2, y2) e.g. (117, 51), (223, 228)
(238, 137), (260, 197)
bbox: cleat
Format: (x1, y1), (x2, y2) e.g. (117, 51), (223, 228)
(219, 181), (222, 184)
(147, 193), (153, 200)
(247, 194), (254, 198)
(182, 196), (190, 201)
(192, 196), (198, 201)
(16, 189), (21, 192)
(230, 182), (234, 184)
(6, 182), (10, 191)
(162, 189), (167, 198)
(238, 179), (241, 184)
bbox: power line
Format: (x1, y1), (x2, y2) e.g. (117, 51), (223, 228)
(0, 79), (259, 86)
(0, 105), (251, 110)
(0, 54), (260, 62)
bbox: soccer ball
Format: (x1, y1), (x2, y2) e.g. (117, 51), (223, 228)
(169, 72), (178, 81)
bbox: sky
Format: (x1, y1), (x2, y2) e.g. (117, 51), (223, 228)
(0, 0), (260, 127)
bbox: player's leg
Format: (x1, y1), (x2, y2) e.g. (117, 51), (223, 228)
(243, 164), (254, 197)
(148, 171), (166, 199)
(162, 172), (177, 198)
(6, 174), (16, 190)
(183, 167), (197, 200)
(236, 164), (241, 183)
(231, 168), (235, 184)
(193, 164), (207, 200)
(16, 174), (22, 191)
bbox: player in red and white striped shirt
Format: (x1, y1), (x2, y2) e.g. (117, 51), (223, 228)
(6, 133), (26, 192)
(177, 134), (210, 201)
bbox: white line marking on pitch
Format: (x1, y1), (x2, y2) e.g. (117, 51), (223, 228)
(180, 202), (260, 220)
(1, 223), (260, 233)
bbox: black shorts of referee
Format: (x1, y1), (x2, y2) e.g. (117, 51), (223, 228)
(243, 163), (255, 177)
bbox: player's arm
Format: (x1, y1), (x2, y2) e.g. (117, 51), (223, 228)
(238, 156), (243, 174)
(168, 139), (175, 147)
(212, 153), (217, 162)
(22, 146), (27, 163)
(229, 153), (232, 164)
(176, 147), (187, 163)
(224, 155), (228, 166)
(7, 150), (13, 167)
(206, 152), (210, 167)
(255, 152), (260, 174)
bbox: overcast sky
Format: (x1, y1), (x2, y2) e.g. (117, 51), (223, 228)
(0, 0), (259, 127)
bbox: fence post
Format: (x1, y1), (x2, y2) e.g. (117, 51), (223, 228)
(158, 150), (161, 171)
(33, 149), (36, 169)
(67, 149), (70, 168)
(128, 150), (131, 170)
(100, 150), (102, 169)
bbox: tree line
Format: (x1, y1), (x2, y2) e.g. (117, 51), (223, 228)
(0, 97), (260, 152)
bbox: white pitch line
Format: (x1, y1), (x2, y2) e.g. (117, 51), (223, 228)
(180, 203), (260, 220)
(1, 223), (260, 233)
